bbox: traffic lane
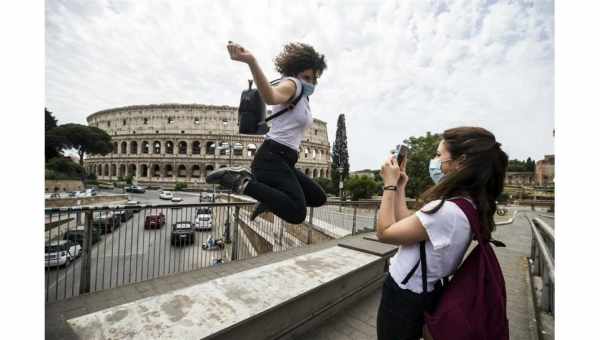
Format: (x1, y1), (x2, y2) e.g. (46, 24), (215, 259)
(45, 205), (231, 301)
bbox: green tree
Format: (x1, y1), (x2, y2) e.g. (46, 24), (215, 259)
(526, 157), (535, 172)
(45, 108), (63, 161)
(50, 124), (112, 167)
(315, 177), (335, 195)
(345, 175), (378, 201)
(404, 132), (441, 199)
(507, 158), (535, 172)
(331, 114), (350, 194)
(45, 157), (85, 179)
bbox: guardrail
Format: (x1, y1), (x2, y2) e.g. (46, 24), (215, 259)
(44, 200), (379, 303)
(527, 217), (554, 316)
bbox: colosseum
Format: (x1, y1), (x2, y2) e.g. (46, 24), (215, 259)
(84, 104), (332, 189)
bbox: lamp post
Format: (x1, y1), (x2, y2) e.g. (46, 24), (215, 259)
(338, 167), (344, 212)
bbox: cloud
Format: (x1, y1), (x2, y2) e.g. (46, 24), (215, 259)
(46, 0), (554, 170)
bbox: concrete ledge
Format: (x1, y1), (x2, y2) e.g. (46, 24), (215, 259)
(338, 237), (398, 258)
(66, 246), (383, 339)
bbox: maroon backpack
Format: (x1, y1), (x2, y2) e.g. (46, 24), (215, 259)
(418, 198), (509, 340)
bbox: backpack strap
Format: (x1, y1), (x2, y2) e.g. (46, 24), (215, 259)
(401, 241), (428, 293)
(265, 78), (305, 122)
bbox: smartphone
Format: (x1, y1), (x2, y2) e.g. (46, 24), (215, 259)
(395, 144), (409, 165)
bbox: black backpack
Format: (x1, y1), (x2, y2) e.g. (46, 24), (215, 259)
(238, 78), (304, 135)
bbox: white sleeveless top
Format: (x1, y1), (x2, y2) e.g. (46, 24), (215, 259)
(388, 197), (475, 293)
(265, 77), (312, 151)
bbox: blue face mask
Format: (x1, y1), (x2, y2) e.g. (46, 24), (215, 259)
(429, 158), (449, 184)
(300, 79), (315, 96)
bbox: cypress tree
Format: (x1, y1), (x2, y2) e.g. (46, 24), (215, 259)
(331, 114), (350, 194)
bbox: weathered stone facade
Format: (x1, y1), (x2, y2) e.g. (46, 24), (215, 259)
(84, 104), (332, 189)
(535, 154), (554, 186)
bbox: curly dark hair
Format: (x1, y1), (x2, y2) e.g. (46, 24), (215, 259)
(273, 42), (327, 78)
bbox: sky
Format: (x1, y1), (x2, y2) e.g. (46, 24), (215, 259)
(46, 0), (554, 171)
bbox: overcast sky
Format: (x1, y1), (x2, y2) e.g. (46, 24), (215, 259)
(46, 0), (554, 171)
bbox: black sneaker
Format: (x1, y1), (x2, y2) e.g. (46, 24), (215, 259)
(206, 167), (252, 194)
(250, 202), (271, 221)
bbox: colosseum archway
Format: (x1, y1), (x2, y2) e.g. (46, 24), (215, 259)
(141, 164), (149, 177)
(177, 165), (186, 178)
(153, 141), (161, 154)
(130, 141), (138, 154)
(121, 141), (127, 154)
(192, 141), (201, 155)
(128, 164), (136, 178)
(165, 141), (174, 154)
(165, 164), (173, 177)
(142, 141), (150, 154)
(178, 141), (187, 155)
(151, 164), (160, 178)
(192, 165), (201, 178)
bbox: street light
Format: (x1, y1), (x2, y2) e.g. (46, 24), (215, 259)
(338, 167), (344, 212)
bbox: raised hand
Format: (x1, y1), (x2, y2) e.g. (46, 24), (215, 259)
(226, 41), (255, 64)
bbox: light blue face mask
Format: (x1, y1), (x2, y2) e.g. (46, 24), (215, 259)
(300, 79), (315, 96)
(429, 158), (450, 184)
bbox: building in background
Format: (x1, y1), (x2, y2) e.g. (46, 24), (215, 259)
(535, 154), (555, 186)
(84, 104), (332, 189)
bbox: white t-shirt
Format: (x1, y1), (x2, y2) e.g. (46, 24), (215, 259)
(388, 198), (474, 293)
(265, 77), (312, 151)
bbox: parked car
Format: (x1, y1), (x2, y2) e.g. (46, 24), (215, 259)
(92, 212), (121, 234)
(125, 200), (142, 213)
(171, 196), (183, 202)
(63, 226), (102, 246)
(200, 192), (215, 202)
(45, 240), (81, 268)
(159, 191), (173, 200)
(194, 207), (213, 231)
(114, 209), (134, 222)
(171, 221), (195, 246)
(85, 188), (97, 196)
(144, 213), (166, 229)
(125, 185), (146, 193)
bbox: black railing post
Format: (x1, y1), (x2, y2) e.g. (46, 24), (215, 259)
(231, 206), (239, 261)
(79, 210), (93, 295)
(308, 207), (314, 245)
(352, 205), (358, 235)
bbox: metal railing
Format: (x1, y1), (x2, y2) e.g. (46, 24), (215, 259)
(527, 216), (554, 316)
(44, 199), (379, 303)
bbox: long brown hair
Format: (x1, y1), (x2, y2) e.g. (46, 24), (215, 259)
(420, 127), (508, 239)
(273, 42), (327, 78)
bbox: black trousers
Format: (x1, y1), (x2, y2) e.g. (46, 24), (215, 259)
(377, 274), (443, 340)
(244, 139), (327, 224)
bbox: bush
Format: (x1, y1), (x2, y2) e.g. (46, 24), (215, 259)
(315, 177), (336, 195)
(125, 175), (134, 185)
(45, 157), (84, 179)
(345, 175), (379, 201)
(175, 181), (187, 191)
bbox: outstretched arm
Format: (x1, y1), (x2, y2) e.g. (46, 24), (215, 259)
(227, 41), (296, 105)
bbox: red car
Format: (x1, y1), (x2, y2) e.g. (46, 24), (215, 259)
(144, 213), (165, 229)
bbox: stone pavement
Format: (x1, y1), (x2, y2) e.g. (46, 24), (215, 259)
(300, 210), (540, 340)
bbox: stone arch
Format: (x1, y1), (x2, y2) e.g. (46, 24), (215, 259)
(121, 141), (127, 154)
(119, 164), (126, 177)
(165, 141), (174, 154)
(130, 141), (138, 154)
(206, 141), (215, 155)
(152, 164), (160, 178)
(177, 164), (186, 177)
(219, 164), (228, 168)
(320, 169), (324, 178)
(111, 164), (117, 177)
(205, 165), (214, 176)
(104, 164), (109, 176)
(192, 141), (201, 155)
(191, 165), (201, 178)
(153, 141), (161, 154)
(305, 168), (310, 176)
(128, 164), (136, 178)
(233, 142), (243, 156)
(313, 169), (318, 178)
(303, 147), (309, 159)
(113, 142), (118, 154)
(178, 141), (187, 155)
(141, 164), (149, 177)
(142, 141), (150, 154)
(326, 169), (330, 178)
(165, 164), (173, 177)
(247, 143), (257, 157)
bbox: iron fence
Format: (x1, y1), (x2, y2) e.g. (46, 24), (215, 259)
(44, 200), (379, 303)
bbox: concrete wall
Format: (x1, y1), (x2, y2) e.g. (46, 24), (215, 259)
(45, 194), (129, 208)
(45, 180), (84, 193)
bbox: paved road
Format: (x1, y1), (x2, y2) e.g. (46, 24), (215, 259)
(45, 189), (234, 303)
